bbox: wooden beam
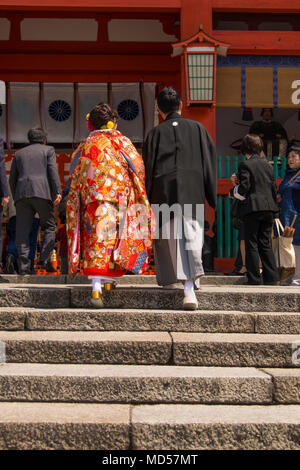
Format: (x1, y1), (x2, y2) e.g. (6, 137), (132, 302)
(4, 10), (180, 19)
(0, 53), (179, 72)
(0, 41), (173, 56)
(0, 0), (181, 12)
(0, 49), (180, 82)
(212, 0), (300, 13)
(0, 71), (179, 83)
(213, 30), (300, 54)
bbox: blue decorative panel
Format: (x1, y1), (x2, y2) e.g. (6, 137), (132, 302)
(218, 55), (300, 67)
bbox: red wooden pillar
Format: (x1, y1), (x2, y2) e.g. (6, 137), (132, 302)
(180, 0), (215, 141)
(179, 0), (217, 243)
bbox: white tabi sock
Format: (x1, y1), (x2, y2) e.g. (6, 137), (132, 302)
(184, 280), (196, 297)
(92, 278), (102, 293)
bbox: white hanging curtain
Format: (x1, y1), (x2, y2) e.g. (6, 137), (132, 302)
(5, 82), (156, 146)
(112, 83), (144, 143)
(76, 83), (108, 142)
(0, 81), (5, 104)
(10, 82), (40, 144)
(44, 83), (74, 143)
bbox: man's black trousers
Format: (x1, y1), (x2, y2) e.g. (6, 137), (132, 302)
(15, 197), (56, 273)
(243, 210), (279, 285)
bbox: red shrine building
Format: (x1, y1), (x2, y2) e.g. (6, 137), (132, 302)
(1, 0), (300, 271)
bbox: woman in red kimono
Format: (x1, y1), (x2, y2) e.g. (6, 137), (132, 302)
(67, 103), (153, 307)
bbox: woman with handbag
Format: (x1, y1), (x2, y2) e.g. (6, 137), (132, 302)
(230, 134), (279, 285)
(67, 103), (153, 307)
(278, 147), (300, 285)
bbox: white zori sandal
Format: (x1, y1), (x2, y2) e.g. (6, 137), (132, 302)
(89, 276), (117, 308)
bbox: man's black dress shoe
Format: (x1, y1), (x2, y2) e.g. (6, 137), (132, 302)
(41, 261), (57, 274)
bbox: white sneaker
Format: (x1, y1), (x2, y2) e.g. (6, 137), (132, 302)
(183, 292), (198, 310)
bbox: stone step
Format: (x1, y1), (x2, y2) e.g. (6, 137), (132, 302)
(1, 307), (254, 333)
(0, 331), (300, 367)
(0, 402), (300, 449)
(0, 274), (244, 285)
(0, 402), (130, 449)
(173, 333), (300, 367)
(0, 331), (172, 364)
(0, 364), (272, 404)
(131, 404), (300, 450)
(264, 369), (300, 403)
(0, 284), (300, 311)
(1, 308), (300, 335)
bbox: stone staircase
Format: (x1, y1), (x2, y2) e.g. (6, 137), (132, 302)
(0, 275), (300, 450)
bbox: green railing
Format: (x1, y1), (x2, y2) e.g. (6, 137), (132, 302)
(216, 155), (287, 258)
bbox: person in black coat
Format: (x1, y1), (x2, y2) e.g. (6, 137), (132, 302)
(249, 108), (287, 159)
(9, 127), (62, 274)
(142, 87), (217, 309)
(0, 138), (9, 268)
(230, 134), (279, 285)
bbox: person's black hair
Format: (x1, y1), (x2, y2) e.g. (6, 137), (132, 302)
(157, 87), (181, 114)
(260, 108), (274, 117)
(27, 127), (47, 144)
(289, 145), (300, 156)
(89, 103), (119, 130)
(240, 134), (263, 156)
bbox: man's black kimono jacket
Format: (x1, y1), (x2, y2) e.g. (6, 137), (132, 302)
(142, 112), (217, 213)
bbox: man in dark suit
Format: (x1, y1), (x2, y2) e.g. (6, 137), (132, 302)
(9, 127), (62, 274)
(0, 138), (9, 269)
(230, 134), (279, 285)
(142, 87), (217, 310)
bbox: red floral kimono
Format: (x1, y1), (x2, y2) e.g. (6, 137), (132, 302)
(67, 129), (154, 278)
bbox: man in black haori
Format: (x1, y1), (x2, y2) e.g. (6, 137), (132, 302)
(249, 108), (288, 160)
(142, 87), (217, 310)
